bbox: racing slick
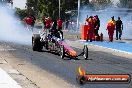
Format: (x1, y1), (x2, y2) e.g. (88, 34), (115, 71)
(116, 17), (123, 40)
(106, 16), (116, 42)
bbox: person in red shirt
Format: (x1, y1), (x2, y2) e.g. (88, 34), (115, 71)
(57, 18), (63, 39)
(86, 16), (95, 42)
(106, 16), (116, 42)
(45, 17), (51, 29)
(25, 16), (32, 25)
(43, 17), (51, 36)
(57, 19), (63, 30)
(25, 15), (33, 31)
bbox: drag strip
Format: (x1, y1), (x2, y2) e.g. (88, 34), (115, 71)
(0, 41), (132, 88)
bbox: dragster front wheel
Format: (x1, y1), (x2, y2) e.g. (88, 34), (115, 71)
(83, 45), (88, 60)
(60, 45), (65, 59)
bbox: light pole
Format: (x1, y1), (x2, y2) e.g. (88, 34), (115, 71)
(77, 0), (80, 30)
(59, 0), (60, 18)
(11, 0), (13, 9)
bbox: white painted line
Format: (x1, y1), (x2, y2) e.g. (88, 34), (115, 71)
(78, 40), (132, 54)
(0, 49), (16, 51)
(88, 43), (132, 55)
(0, 84), (22, 88)
(8, 69), (20, 74)
(0, 68), (22, 88)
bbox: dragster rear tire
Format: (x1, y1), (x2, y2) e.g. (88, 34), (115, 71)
(83, 45), (88, 60)
(32, 34), (43, 51)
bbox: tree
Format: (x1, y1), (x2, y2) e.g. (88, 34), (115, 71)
(26, 0), (114, 19)
(15, 7), (27, 20)
(26, 0), (79, 19)
(91, 0), (113, 10)
(119, 0), (132, 8)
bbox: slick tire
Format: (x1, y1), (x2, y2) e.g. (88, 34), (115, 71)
(32, 34), (43, 51)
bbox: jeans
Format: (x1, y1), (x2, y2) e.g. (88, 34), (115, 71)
(116, 29), (122, 39)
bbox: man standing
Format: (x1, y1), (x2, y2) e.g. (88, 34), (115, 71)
(65, 20), (69, 30)
(94, 15), (100, 40)
(25, 15), (32, 31)
(116, 17), (123, 40)
(86, 16), (95, 42)
(57, 18), (63, 39)
(30, 14), (36, 31)
(106, 16), (116, 42)
(42, 16), (46, 29)
(45, 17), (51, 30)
(45, 17), (51, 35)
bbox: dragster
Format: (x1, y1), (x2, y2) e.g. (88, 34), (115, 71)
(32, 31), (88, 59)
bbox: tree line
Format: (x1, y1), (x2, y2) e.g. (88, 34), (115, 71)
(15, 0), (132, 20)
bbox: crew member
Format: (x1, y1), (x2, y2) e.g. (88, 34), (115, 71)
(45, 17), (51, 29)
(30, 14), (36, 31)
(42, 16), (46, 29)
(57, 18), (63, 39)
(86, 16), (95, 42)
(45, 17), (51, 36)
(51, 20), (57, 34)
(116, 17), (123, 40)
(25, 15), (32, 31)
(65, 20), (69, 30)
(94, 15), (100, 40)
(106, 16), (116, 42)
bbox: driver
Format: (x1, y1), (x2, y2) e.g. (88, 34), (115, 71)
(50, 20), (61, 40)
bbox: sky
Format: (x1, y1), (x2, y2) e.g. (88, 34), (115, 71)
(13, 0), (26, 9)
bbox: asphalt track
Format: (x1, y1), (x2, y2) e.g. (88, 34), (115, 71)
(1, 40), (132, 88)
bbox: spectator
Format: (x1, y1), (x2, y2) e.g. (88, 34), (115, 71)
(116, 17), (123, 40)
(65, 20), (69, 30)
(94, 15), (100, 40)
(57, 18), (63, 39)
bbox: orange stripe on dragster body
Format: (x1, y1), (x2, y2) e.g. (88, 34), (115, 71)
(58, 41), (77, 57)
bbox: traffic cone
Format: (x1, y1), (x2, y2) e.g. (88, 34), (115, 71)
(100, 33), (103, 42)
